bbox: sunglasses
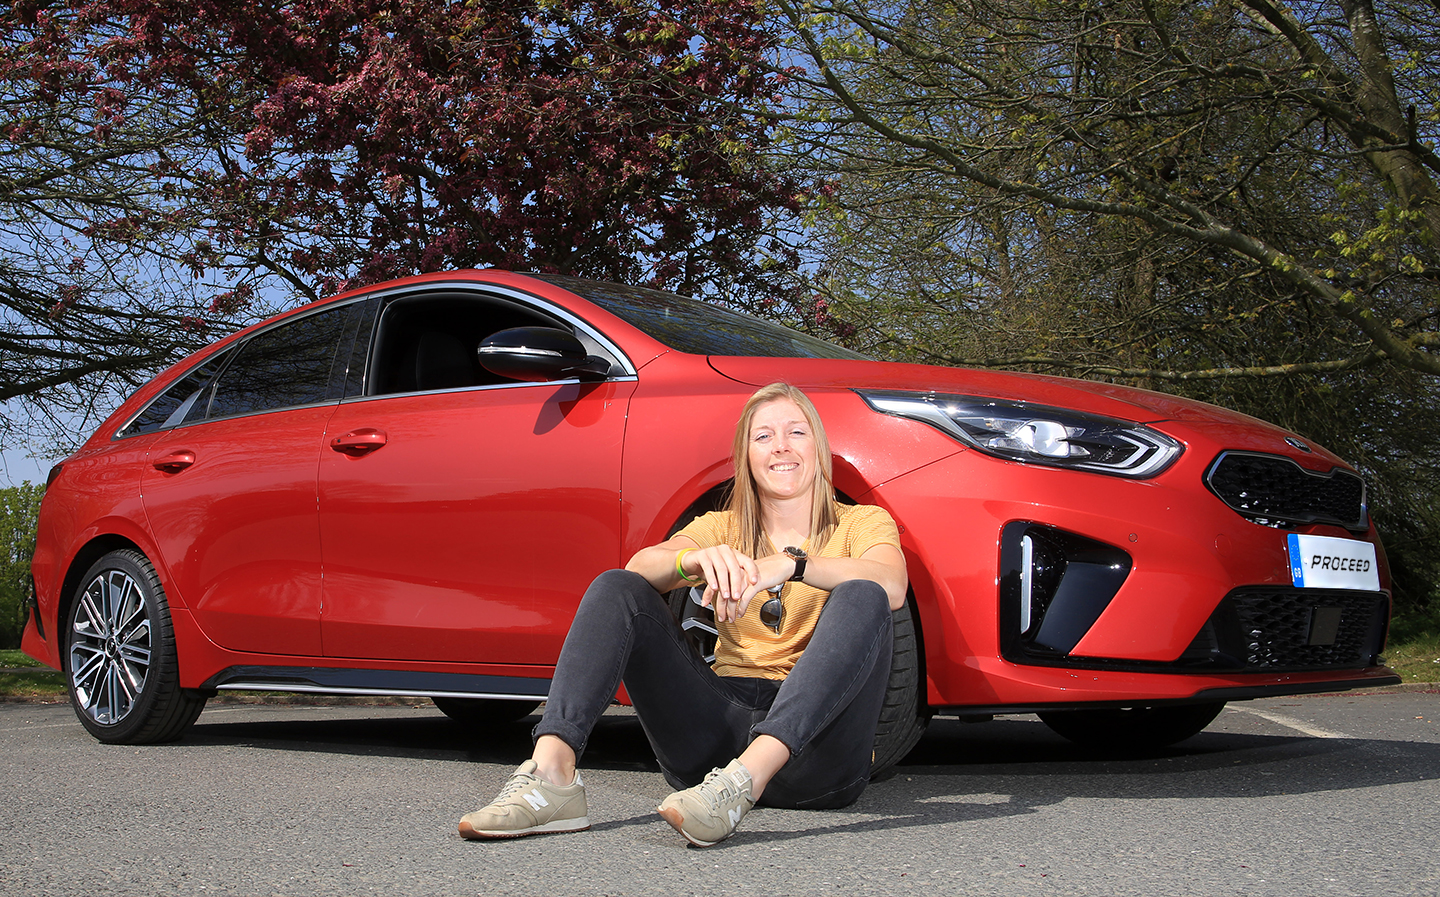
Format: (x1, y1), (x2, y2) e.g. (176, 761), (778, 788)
(760, 585), (784, 633)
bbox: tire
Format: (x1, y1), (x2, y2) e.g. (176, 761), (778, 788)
(665, 586), (928, 777)
(65, 549), (207, 744)
(432, 696), (540, 725)
(870, 600), (929, 778)
(1037, 701), (1226, 750)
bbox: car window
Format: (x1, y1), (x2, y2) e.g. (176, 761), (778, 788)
(531, 274), (866, 360)
(204, 304), (351, 419)
(365, 292), (605, 396)
(115, 349), (236, 438)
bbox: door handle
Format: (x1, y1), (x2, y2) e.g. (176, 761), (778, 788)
(330, 428), (388, 456)
(152, 450), (196, 473)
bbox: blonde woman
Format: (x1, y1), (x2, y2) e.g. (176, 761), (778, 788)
(459, 383), (907, 846)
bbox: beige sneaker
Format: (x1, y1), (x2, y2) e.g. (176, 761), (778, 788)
(656, 759), (755, 847)
(458, 760), (589, 839)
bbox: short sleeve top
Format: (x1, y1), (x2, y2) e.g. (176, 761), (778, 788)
(675, 502), (901, 679)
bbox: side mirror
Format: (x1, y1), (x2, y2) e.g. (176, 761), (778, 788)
(477, 327), (611, 383)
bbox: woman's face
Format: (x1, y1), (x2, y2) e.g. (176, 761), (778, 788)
(746, 397), (817, 503)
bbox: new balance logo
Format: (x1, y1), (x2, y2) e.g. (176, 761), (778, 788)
(727, 807), (743, 828)
(523, 789), (550, 812)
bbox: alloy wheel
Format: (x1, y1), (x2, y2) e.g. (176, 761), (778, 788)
(69, 567), (153, 726)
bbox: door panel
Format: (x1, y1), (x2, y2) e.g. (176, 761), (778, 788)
(317, 380), (633, 663)
(141, 407), (334, 655)
(135, 301), (354, 656)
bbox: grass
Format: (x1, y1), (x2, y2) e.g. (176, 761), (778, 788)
(0, 648), (65, 696)
(1384, 631), (1440, 684)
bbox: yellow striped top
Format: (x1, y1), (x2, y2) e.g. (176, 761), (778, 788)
(676, 503), (902, 679)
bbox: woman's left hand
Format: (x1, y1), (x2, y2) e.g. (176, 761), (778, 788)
(730, 553), (796, 621)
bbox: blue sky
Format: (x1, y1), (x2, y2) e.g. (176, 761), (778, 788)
(1, 445), (53, 488)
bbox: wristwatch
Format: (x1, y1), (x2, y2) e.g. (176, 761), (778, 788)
(783, 546), (808, 582)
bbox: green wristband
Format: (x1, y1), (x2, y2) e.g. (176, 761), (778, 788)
(676, 548), (702, 583)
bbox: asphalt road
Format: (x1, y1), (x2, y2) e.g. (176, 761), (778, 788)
(2, 690), (1437, 896)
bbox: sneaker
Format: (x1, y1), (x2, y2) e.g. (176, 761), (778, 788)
(656, 759), (755, 847)
(458, 760), (589, 839)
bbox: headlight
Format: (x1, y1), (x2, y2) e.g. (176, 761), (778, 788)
(857, 389), (1182, 478)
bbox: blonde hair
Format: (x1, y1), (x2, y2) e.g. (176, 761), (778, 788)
(726, 383), (838, 558)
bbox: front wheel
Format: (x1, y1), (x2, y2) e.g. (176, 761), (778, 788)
(870, 601), (929, 778)
(1037, 701), (1226, 750)
(65, 549), (206, 743)
(432, 696), (540, 725)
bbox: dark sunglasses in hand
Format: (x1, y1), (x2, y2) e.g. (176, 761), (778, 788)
(760, 585), (784, 633)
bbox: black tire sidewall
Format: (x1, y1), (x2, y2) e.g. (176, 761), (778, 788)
(870, 600), (928, 777)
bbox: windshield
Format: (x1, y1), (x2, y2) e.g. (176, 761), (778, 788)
(534, 275), (865, 360)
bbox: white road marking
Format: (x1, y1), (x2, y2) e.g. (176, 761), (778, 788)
(1228, 706), (1355, 739)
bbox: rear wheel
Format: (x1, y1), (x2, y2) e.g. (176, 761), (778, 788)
(1037, 701), (1226, 750)
(432, 696), (540, 725)
(65, 549), (206, 743)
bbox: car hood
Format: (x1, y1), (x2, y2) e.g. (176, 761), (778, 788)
(707, 355), (1336, 458)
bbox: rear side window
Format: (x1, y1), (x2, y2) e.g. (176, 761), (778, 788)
(115, 303), (352, 437)
(115, 350), (234, 438)
(207, 305), (350, 418)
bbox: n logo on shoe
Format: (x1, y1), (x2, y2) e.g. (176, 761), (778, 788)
(523, 789), (550, 812)
(727, 808), (743, 828)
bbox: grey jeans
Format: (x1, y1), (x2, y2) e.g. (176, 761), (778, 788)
(533, 569), (893, 809)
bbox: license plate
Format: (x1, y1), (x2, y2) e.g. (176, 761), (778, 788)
(1287, 533), (1380, 590)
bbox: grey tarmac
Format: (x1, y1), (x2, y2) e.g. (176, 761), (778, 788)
(1, 689), (1437, 896)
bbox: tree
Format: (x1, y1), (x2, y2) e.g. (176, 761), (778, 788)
(1, 5), (241, 450)
(0, 482), (42, 648)
(774, 0), (1438, 375)
(764, 0), (1440, 615)
(1, 0), (802, 450)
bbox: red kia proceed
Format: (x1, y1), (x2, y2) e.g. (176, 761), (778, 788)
(22, 270), (1399, 768)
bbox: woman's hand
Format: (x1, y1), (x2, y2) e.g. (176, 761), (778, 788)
(623, 538), (765, 621)
(730, 552), (797, 621)
(687, 544), (763, 623)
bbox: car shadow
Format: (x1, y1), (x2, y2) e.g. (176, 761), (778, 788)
(184, 704), (663, 772)
(178, 703), (1440, 817)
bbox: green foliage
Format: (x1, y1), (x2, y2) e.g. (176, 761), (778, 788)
(0, 483), (42, 649)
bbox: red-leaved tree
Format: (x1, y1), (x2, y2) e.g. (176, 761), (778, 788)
(2, 0), (801, 450)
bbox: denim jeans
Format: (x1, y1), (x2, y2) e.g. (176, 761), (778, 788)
(533, 569), (893, 809)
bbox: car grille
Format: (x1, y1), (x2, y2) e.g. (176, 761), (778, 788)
(1180, 587), (1389, 671)
(1204, 451), (1366, 530)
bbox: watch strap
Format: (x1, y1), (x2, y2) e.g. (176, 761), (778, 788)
(785, 546), (807, 582)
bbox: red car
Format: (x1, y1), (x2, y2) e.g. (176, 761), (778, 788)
(22, 270), (1398, 767)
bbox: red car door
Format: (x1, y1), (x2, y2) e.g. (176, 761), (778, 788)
(317, 381), (633, 664)
(139, 302), (354, 656)
(316, 288), (635, 665)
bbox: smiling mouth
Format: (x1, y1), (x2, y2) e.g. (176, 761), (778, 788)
(771, 463), (799, 472)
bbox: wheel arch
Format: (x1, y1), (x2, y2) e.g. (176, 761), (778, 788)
(57, 533), (147, 669)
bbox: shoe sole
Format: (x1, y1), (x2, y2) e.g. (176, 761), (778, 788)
(458, 817), (591, 840)
(656, 806), (723, 848)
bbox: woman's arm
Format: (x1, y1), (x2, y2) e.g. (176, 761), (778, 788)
(623, 535), (703, 593)
(790, 544), (909, 610)
(627, 535), (908, 617)
(625, 536), (769, 623)
(732, 543), (908, 615)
